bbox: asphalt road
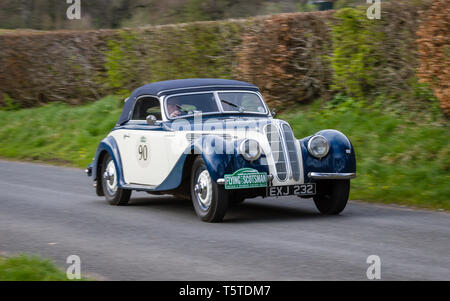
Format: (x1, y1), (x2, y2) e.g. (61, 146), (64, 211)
(0, 160), (449, 280)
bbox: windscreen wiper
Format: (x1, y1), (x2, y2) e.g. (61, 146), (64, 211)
(220, 99), (245, 113)
(176, 104), (190, 113)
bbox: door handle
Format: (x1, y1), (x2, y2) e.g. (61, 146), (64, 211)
(123, 133), (130, 139)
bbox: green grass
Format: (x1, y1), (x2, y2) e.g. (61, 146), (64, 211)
(0, 96), (448, 210)
(0, 96), (123, 167)
(0, 254), (76, 281)
(283, 101), (450, 210)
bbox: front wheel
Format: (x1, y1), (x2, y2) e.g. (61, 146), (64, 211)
(190, 157), (229, 222)
(313, 180), (350, 215)
(101, 154), (131, 206)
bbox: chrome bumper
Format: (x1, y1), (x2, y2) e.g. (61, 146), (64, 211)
(217, 174), (274, 185)
(85, 165), (92, 177)
(216, 172), (355, 185)
(308, 172), (356, 180)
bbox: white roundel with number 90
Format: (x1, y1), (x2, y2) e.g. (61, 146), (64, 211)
(136, 136), (150, 168)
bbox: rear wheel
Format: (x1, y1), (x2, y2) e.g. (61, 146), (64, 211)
(313, 180), (350, 215)
(190, 157), (229, 222)
(101, 154), (131, 206)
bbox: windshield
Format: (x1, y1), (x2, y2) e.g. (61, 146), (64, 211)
(166, 93), (219, 118)
(218, 92), (267, 114)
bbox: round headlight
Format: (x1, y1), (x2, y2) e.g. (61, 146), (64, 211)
(307, 135), (329, 159)
(239, 139), (261, 161)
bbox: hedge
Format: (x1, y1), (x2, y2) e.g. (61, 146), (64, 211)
(0, 0), (447, 114)
(417, 0), (450, 115)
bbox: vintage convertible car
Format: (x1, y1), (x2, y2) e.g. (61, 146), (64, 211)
(86, 79), (356, 222)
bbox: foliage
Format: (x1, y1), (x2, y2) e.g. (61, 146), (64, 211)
(329, 1), (440, 114)
(330, 8), (381, 98)
(0, 93), (20, 111)
(0, 0), (316, 30)
(105, 30), (142, 95)
(417, 0), (450, 115)
(0, 254), (81, 281)
(104, 21), (244, 94)
(0, 0), (446, 116)
(334, 0), (367, 9)
(236, 11), (334, 108)
(0, 30), (114, 107)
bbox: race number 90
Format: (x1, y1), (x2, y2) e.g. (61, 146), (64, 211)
(138, 144), (148, 161)
(136, 138), (150, 167)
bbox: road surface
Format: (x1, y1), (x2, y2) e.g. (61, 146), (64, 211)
(0, 160), (449, 280)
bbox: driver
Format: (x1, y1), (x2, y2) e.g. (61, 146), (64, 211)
(167, 102), (183, 118)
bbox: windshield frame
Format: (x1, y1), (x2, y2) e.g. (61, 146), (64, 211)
(217, 90), (268, 115)
(163, 90), (269, 120)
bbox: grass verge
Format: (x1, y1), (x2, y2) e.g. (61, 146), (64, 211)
(0, 96), (122, 167)
(0, 96), (448, 210)
(0, 254), (76, 281)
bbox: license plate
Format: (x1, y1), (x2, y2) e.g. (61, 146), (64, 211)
(224, 168), (268, 190)
(266, 184), (316, 197)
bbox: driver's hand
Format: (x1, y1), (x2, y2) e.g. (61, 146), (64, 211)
(170, 110), (181, 117)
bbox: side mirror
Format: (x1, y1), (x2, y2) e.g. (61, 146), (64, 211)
(146, 115), (158, 126)
(271, 108), (277, 118)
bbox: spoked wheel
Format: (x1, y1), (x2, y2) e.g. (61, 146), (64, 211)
(313, 180), (350, 215)
(190, 157), (229, 222)
(101, 154), (131, 206)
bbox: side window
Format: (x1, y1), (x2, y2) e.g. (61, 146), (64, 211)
(132, 97), (161, 121)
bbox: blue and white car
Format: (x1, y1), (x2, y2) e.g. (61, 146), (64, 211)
(86, 79), (356, 222)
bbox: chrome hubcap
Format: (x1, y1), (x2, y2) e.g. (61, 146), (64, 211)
(103, 160), (117, 195)
(195, 170), (212, 211)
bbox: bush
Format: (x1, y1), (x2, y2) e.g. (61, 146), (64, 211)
(417, 0), (450, 115)
(236, 11), (334, 108)
(330, 7), (381, 99)
(330, 1), (433, 107)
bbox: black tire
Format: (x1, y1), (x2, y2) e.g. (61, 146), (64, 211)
(101, 154), (131, 206)
(313, 180), (350, 215)
(190, 156), (229, 222)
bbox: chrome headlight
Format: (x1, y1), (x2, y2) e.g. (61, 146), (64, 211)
(239, 139), (261, 161)
(307, 135), (329, 159)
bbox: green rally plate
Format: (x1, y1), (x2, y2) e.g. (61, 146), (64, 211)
(224, 168), (268, 190)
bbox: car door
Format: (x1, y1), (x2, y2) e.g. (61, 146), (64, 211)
(123, 96), (171, 186)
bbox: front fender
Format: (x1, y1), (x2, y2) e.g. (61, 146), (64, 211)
(192, 135), (268, 182)
(299, 129), (356, 182)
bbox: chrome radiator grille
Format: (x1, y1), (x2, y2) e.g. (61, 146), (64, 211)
(265, 123), (287, 181)
(265, 123), (301, 182)
(282, 124), (301, 181)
